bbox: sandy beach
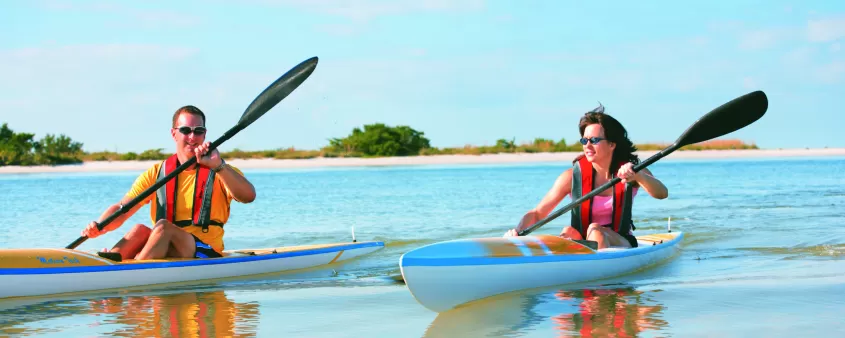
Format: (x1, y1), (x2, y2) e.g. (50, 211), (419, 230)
(1, 148), (844, 175)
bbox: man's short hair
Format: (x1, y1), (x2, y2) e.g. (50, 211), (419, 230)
(172, 105), (206, 127)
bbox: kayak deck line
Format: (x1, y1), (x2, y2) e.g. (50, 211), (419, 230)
(400, 232), (683, 267)
(635, 233), (677, 244)
(47, 248), (118, 265)
(0, 240), (384, 299)
(0, 241), (382, 275)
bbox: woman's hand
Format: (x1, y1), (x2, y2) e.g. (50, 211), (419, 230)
(618, 165), (669, 199)
(616, 162), (641, 184)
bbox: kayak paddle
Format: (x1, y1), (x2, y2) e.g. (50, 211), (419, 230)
(66, 56), (320, 250)
(518, 90), (768, 236)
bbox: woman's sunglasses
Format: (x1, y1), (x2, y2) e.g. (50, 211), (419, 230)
(175, 126), (207, 135)
(579, 137), (605, 145)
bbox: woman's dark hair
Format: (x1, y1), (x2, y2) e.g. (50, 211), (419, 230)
(578, 103), (639, 175)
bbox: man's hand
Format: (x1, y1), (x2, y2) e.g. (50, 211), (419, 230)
(194, 141), (223, 168)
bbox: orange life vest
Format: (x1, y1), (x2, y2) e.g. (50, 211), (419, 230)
(154, 154), (223, 232)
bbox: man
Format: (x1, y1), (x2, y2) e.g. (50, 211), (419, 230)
(82, 105), (256, 261)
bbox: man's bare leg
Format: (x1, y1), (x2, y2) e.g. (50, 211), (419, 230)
(134, 220), (196, 260)
(102, 224), (151, 261)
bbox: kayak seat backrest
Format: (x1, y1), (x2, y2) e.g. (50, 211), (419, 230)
(573, 239), (599, 250)
(597, 247), (631, 252)
(222, 252), (254, 257)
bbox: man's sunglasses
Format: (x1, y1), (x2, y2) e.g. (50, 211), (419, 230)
(175, 126), (207, 135)
(579, 137), (606, 145)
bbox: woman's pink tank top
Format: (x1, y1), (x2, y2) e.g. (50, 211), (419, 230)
(571, 186), (638, 225)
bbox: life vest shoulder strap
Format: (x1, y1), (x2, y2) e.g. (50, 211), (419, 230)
(570, 155), (593, 238)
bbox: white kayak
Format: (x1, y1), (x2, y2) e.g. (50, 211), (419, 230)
(399, 232), (683, 312)
(0, 240), (383, 299)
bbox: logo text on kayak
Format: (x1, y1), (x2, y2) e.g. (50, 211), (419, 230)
(37, 256), (81, 264)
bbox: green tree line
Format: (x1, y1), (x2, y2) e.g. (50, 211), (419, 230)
(0, 123), (84, 166)
(0, 122), (758, 166)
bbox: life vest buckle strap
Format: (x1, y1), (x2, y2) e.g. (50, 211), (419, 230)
(172, 220), (223, 229)
(173, 220), (193, 228)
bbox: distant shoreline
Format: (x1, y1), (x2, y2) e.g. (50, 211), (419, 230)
(1, 148), (844, 175)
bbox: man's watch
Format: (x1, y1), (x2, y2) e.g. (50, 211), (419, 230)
(212, 160), (227, 173)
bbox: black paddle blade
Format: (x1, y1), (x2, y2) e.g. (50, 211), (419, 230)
(237, 56), (319, 128)
(675, 90), (768, 147)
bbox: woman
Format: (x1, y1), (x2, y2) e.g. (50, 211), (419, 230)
(504, 104), (668, 249)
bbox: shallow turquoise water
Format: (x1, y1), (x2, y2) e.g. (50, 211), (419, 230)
(1, 155), (844, 337)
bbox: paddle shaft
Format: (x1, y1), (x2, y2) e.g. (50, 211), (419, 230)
(65, 126), (244, 250)
(517, 143), (677, 236)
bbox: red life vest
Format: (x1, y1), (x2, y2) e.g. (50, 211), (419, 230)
(570, 155), (634, 239)
(154, 154), (222, 232)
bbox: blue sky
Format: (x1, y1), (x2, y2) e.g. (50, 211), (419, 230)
(1, 0), (843, 152)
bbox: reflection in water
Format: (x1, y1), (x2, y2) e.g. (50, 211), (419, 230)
(551, 288), (666, 337)
(0, 290), (260, 337)
(424, 286), (667, 337)
(0, 300), (90, 336)
(88, 290), (261, 337)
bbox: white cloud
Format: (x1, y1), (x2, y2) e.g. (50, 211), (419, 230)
(703, 17), (845, 87)
(739, 28), (787, 50)
(315, 23), (362, 36)
(0, 44), (211, 151)
(132, 10), (201, 28)
(777, 45), (845, 84)
(707, 20), (745, 33)
(689, 36), (711, 47)
(0, 44), (198, 94)
(535, 52), (617, 64)
(5, 44), (198, 61)
(781, 46), (816, 66)
(495, 14), (513, 23)
(3, 14), (841, 152)
(251, 0), (484, 36)
(0, 44), (199, 97)
(742, 77), (758, 89)
(256, 0), (485, 22)
(814, 61), (845, 84)
(671, 75), (706, 93)
(40, 0), (117, 11)
(709, 17), (844, 50)
(807, 16), (845, 42)
(39, 0), (201, 28)
(406, 48), (427, 57)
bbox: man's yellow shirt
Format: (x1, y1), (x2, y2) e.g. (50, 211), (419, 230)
(125, 162), (245, 253)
